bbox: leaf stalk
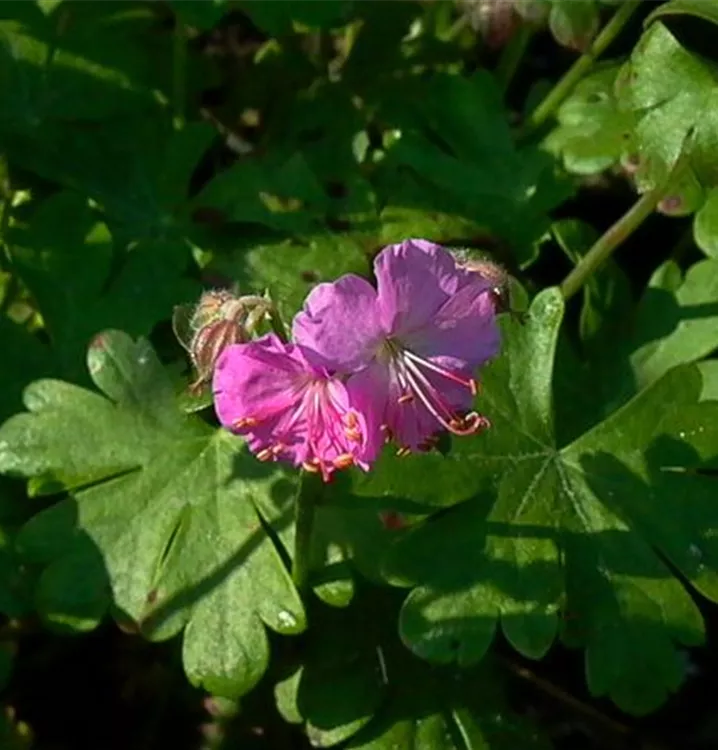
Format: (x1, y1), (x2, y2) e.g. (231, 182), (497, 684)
(560, 172), (675, 300)
(522, 0), (640, 137)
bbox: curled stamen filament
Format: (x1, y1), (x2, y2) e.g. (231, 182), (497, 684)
(399, 355), (484, 436)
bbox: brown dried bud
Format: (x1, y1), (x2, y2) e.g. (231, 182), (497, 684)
(173, 289), (272, 394)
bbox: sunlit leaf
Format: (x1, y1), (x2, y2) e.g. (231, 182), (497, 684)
(0, 331), (305, 696)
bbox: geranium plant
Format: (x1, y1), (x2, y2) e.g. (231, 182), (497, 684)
(1, 1), (718, 748)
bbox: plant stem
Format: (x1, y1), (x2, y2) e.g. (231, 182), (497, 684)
(522, 0), (639, 136)
(496, 25), (533, 94)
(291, 471), (323, 592)
(172, 19), (187, 130)
(560, 182), (667, 301)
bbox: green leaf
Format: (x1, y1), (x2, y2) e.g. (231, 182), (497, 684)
(618, 22), (718, 190)
(377, 72), (572, 266)
(694, 187), (718, 258)
(544, 65), (636, 175)
(275, 602), (386, 747)
(211, 233), (371, 324)
(193, 152), (330, 236)
(387, 288), (718, 714)
(277, 593), (551, 750)
(627, 258), (718, 393)
(9, 192), (199, 381)
(646, 0), (718, 28)
(0, 331), (305, 697)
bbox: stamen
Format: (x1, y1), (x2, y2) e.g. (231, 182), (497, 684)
(397, 393), (414, 405)
(399, 355), (486, 438)
(302, 461), (320, 473)
(403, 350), (477, 394)
(256, 447), (273, 461)
(232, 416), (259, 430)
(333, 453), (354, 469)
(380, 424), (393, 443)
(345, 427), (362, 442)
(271, 443), (285, 456)
(396, 446), (411, 457)
(345, 412), (358, 429)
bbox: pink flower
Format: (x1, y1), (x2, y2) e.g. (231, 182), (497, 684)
(292, 239), (500, 452)
(213, 334), (378, 480)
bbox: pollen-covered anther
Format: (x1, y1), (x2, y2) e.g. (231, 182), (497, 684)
(397, 393), (414, 405)
(270, 443), (286, 456)
(302, 461), (321, 473)
(232, 416), (259, 430)
(333, 453), (355, 469)
(396, 446), (411, 457)
(448, 412), (491, 436)
(345, 427), (362, 442)
(256, 447), (273, 461)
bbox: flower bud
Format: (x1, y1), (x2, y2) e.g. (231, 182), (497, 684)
(173, 289), (273, 394)
(455, 254), (513, 314)
(461, 0), (521, 49)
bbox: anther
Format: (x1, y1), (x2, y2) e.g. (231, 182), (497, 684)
(256, 447), (273, 461)
(397, 393), (414, 405)
(333, 453), (355, 469)
(345, 412), (358, 429)
(345, 427), (362, 442)
(396, 446), (411, 457)
(233, 416), (259, 430)
(380, 424), (393, 443)
(302, 461), (320, 473)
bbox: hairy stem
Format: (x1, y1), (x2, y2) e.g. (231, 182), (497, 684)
(291, 471), (323, 591)
(172, 19), (187, 130)
(523, 0), (639, 136)
(560, 181), (668, 301)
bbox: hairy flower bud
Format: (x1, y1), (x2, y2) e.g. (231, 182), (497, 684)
(461, 0), (521, 49)
(173, 289), (273, 394)
(452, 251), (513, 314)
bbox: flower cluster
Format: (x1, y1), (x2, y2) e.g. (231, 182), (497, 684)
(212, 239), (501, 480)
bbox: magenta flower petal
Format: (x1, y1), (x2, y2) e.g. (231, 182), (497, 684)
(403, 280), (501, 368)
(213, 334), (377, 480)
(292, 274), (383, 373)
(374, 238), (470, 335)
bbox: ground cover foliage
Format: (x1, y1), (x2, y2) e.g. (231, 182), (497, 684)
(3, 1), (718, 748)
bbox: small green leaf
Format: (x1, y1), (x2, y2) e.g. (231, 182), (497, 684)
(387, 289), (718, 714)
(0, 331), (305, 697)
(544, 65), (636, 175)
